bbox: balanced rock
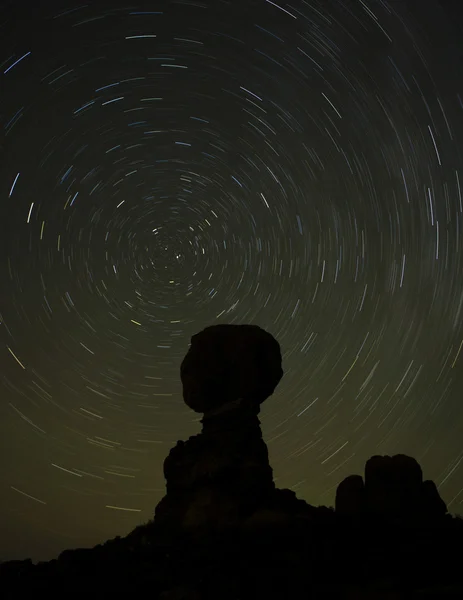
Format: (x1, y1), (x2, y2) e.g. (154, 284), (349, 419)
(154, 324), (285, 536)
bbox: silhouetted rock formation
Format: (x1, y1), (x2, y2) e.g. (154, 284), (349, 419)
(335, 454), (448, 519)
(335, 474), (366, 515)
(422, 479), (448, 516)
(154, 324), (282, 537)
(1, 324), (463, 599)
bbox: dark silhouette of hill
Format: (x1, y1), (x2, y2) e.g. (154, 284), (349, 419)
(2, 324), (463, 599)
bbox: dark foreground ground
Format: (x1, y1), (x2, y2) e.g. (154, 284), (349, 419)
(2, 511), (463, 599)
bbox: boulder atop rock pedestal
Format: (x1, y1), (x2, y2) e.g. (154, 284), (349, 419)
(154, 323), (296, 536)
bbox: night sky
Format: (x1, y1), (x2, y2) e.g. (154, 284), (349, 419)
(1, 0), (463, 563)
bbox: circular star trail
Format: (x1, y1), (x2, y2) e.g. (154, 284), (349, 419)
(1, 0), (463, 562)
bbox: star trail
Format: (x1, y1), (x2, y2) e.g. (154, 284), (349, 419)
(1, 0), (463, 562)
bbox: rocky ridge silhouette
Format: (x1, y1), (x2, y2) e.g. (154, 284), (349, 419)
(2, 324), (463, 599)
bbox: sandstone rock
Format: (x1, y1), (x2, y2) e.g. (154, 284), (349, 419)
(336, 454), (447, 520)
(364, 454), (423, 516)
(421, 480), (447, 517)
(154, 324), (290, 535)
(180, 323), (283, 415)
(335, 474), (365, 515)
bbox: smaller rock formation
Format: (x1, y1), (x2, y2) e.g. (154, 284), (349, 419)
(335, 453), (447, 519)
(365, 454), (423, 516)
(335, 474), (365, 515)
